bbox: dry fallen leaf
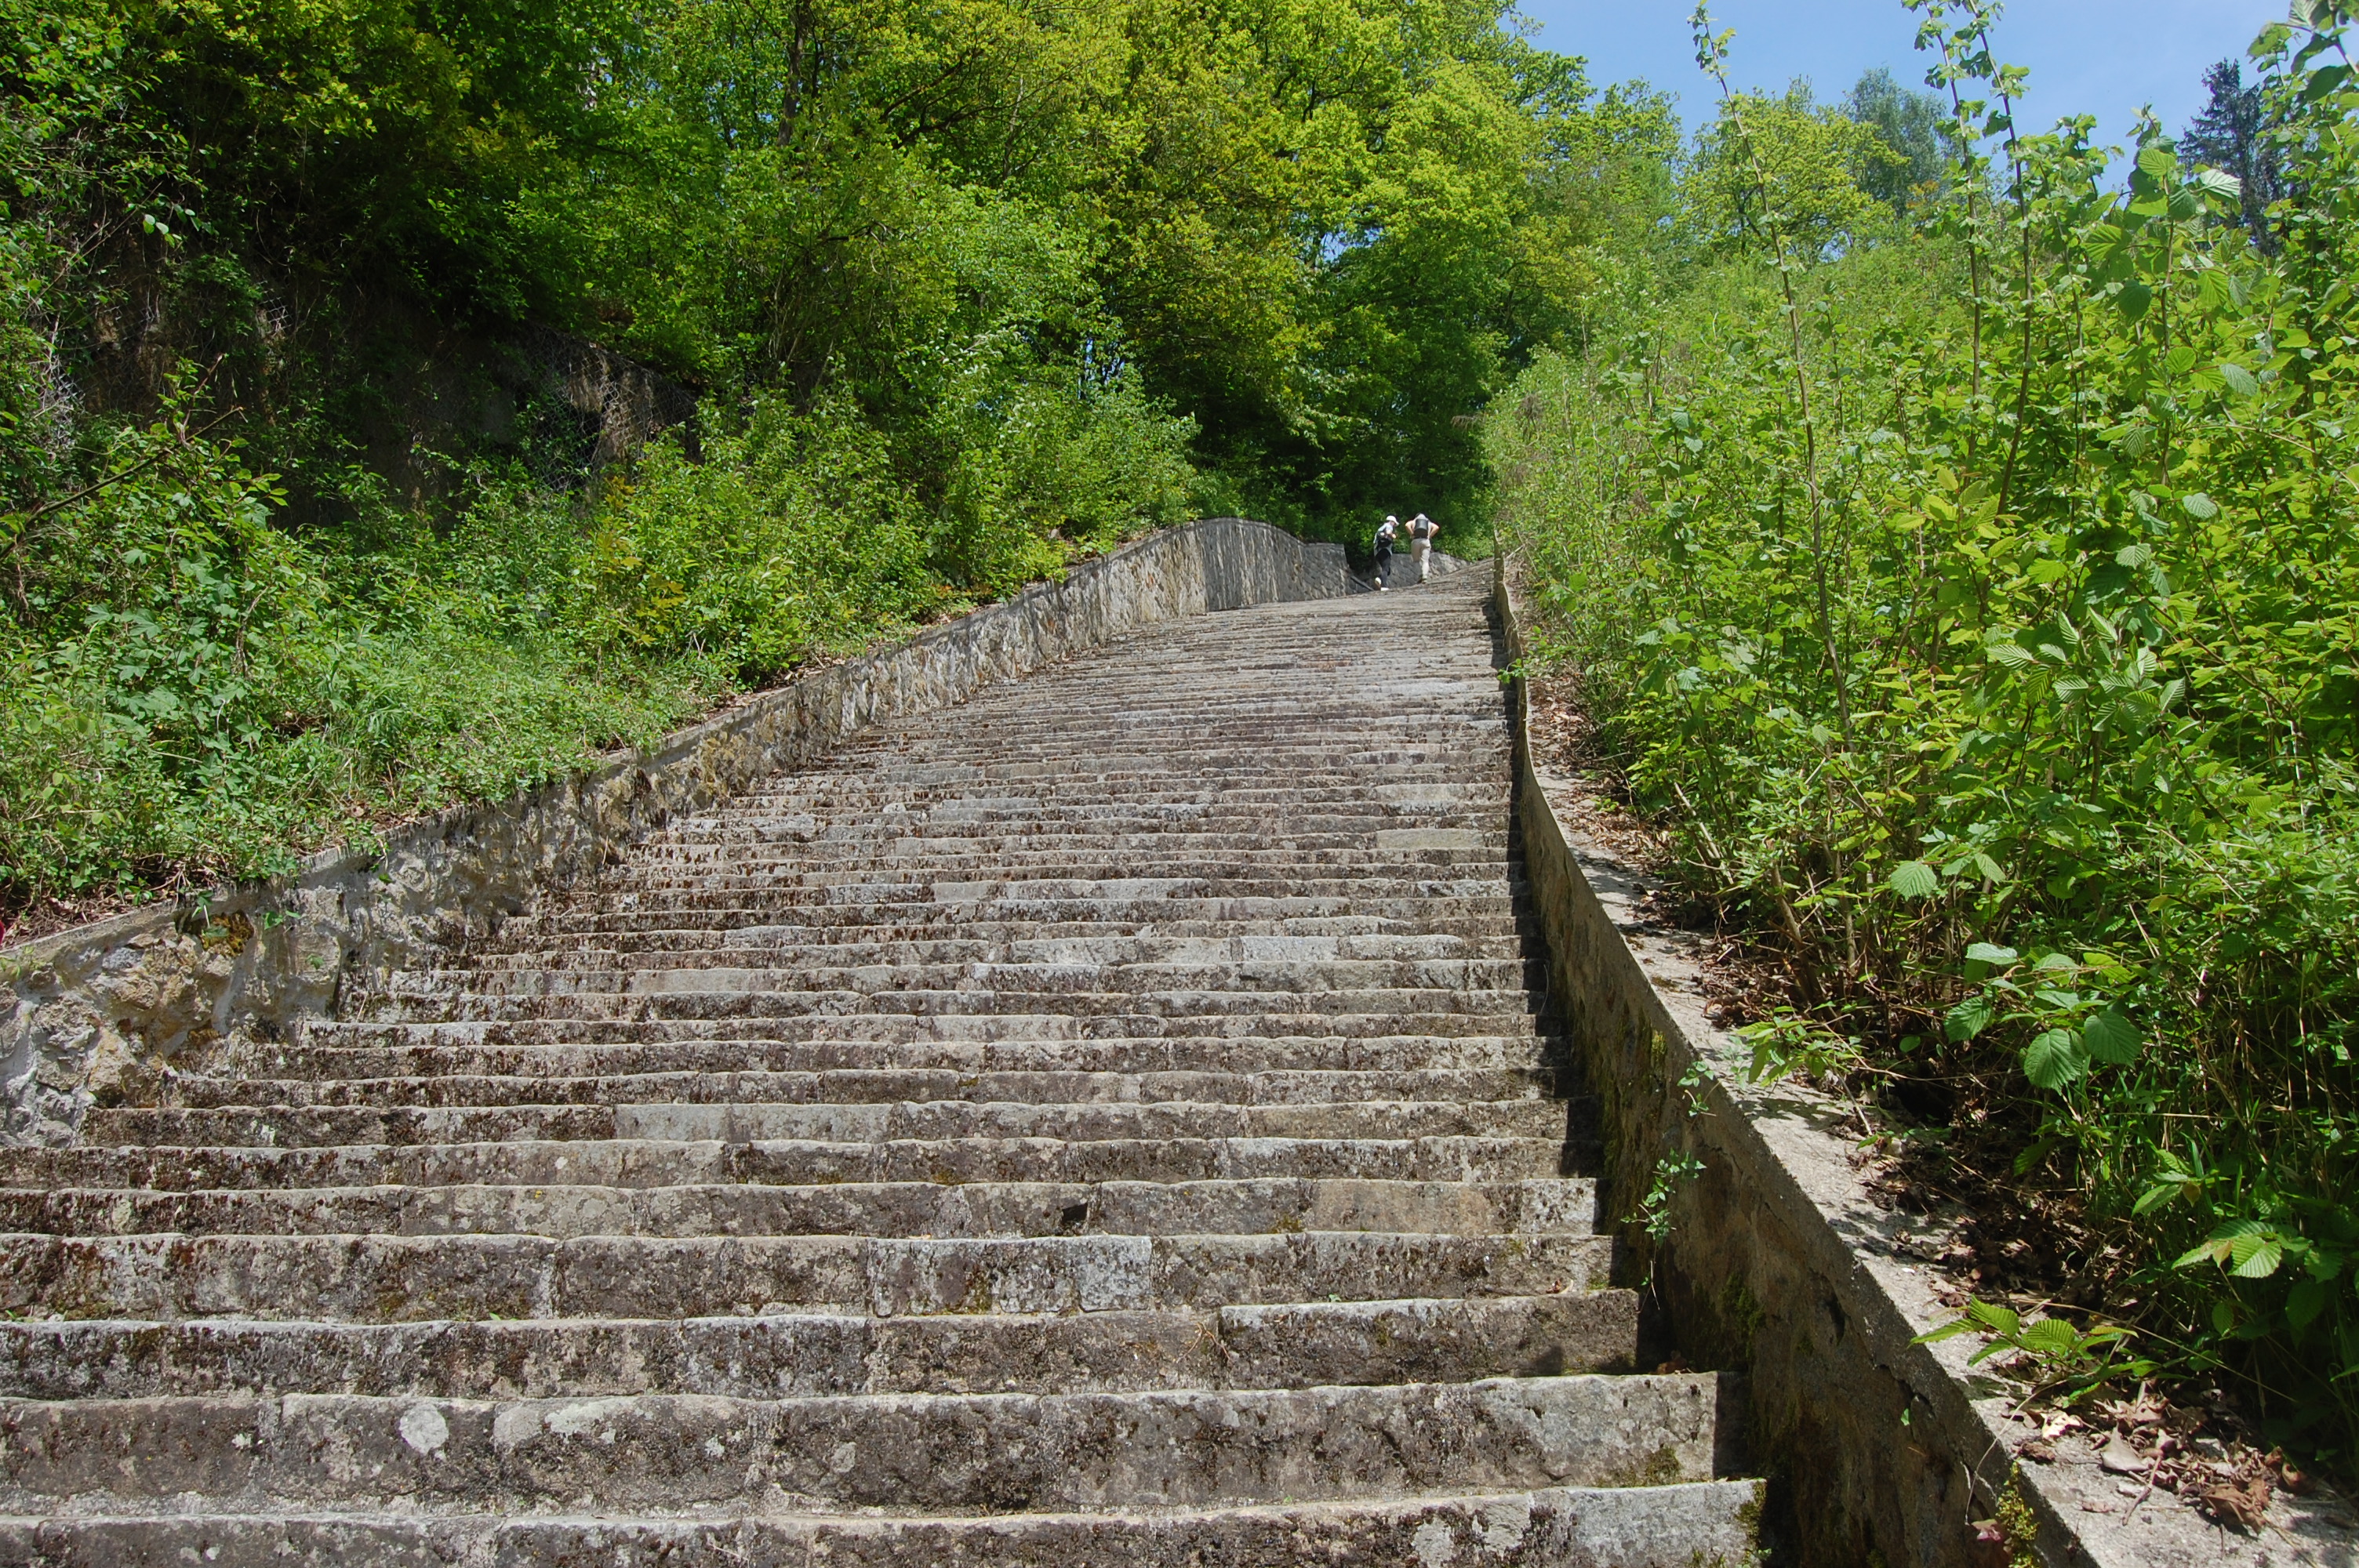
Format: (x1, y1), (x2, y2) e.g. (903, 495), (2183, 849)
(2039, 1411), (2085, 1440)
(2099, 1432), (2149, 1475)
(2200, 1477), (2271, 1531)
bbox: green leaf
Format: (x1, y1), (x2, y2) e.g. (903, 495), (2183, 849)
(2178, 1238), (2230, 1271)
(1965, 942), (2018, 967)
(1968, 1299), (2022, 1336)
(1888, 861), (1940, 899)
(2192, 168), (2242, 201)
(2081, 1011), (2141, 1065)
(1946, 996), (1994, 1043)
(2114, 543), (2152, 568)
(2022, 1029), (2088, 1091)
(2288, 1279), (2328, 1330)
(2019, 1318), (2083, 1359)
(2135, 144), (2176, 179)
(2230, 1232), (2285, 1279)
(2302, 63), (2351, 103)
(1986, 641), (2037, 670)
(2181, 492), (2220, 520)
(2115, 281), (2154, 321)
(2219, 361), (2259, 397)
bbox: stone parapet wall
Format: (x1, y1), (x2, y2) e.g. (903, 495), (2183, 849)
(1493, 552), (2353, 1568)
(0, 518), (1348, 1145)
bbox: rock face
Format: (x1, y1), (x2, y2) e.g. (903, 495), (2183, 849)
(0, 573), (1761, 1563)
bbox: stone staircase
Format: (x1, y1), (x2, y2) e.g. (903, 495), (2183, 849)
(0, 572), (1761, 1564)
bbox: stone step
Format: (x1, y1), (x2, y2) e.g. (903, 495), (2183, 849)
(570, 870), (1525, 901)
(611, 837), (1511, 871)
(5, 1131), (1571, 1192)
(700, 771), (1510, 806)
(702, 772), (1511, 800)
(300, 1010), (1552, 1048)
(0, 1175), (1599, 1240)
(638, 814), (1512, 851)
(68, 1094), (1566, 1155)
(508, 895), (1523, 935)
(353, 985), (1548, 1026)
(739, 740), (1510, 768)
(629, 807), (1510, 836)
(0, 1374), (1721, 1515)
(0, 1229), (1611, 1321)
(145, 1065), (1561, 1112)
(589, 856), (1514, 894)
(0, 1480), (1765, 1567)
(0, 1291), (1636, 1399)
(376, 956), (1542, 1001)
(253, 1033), (1567, 1081)
(453, 931), (1528, 972)
(525, 879), (1531, 920)
(471, 915), (1528, 957)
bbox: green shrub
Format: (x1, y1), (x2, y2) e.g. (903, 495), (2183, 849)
(1490, 1), (2359, 1468)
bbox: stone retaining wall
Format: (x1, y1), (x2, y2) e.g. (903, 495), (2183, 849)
(0, 519), (1350, 1145)
(1494, 553), (2354, 1568)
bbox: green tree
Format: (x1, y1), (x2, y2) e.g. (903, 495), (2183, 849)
(1841, 65), (1954, 212)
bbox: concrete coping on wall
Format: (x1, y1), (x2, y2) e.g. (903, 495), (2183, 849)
(0, 517), (1350, 1143)
(1493, 551), (2355, 1568)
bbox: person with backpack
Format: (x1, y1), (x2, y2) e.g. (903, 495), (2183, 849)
(1408, 513), (1440, 582)
(1372, 514), (1399, 591)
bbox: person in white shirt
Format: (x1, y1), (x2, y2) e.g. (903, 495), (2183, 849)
(1408, 514), (1439, 582)
(1372, 515), (1399, 591)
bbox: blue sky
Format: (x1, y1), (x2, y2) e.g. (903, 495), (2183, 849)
(1514, 0), (2288, 159)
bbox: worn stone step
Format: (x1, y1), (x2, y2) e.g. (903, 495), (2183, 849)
(613, 840), (1512, 875)
(454, 931), (1527, 974)
(4, 1131), (1571, 1192)
(68, 1095), (1578, 1156)
(741, 743), (1509, 771)
(0, 1375), (1721, 1514)
(354, 985), (1548, 1026)
(511, 894), (1524, 935)
(470, 917), (1529, 962)
(0, 1291), (1635, 1400)
(0, 1229), (1611, 1322)
(147, 1065), (1560, 1113)
(96, 1102), (1561, 1154)
(598, 862), (1514, 898)
(0, 1176), (1599, 1240)
(255, 1033), (1567, 1082)
(636, 816), (1513, 854)
(630, 811), (1510, 840)
(0, 1479), (1765, 1566)
(300, 1009), (1553, 1050)
(554, 873), (1528, 908)
(377, 956), (1541, 1003)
